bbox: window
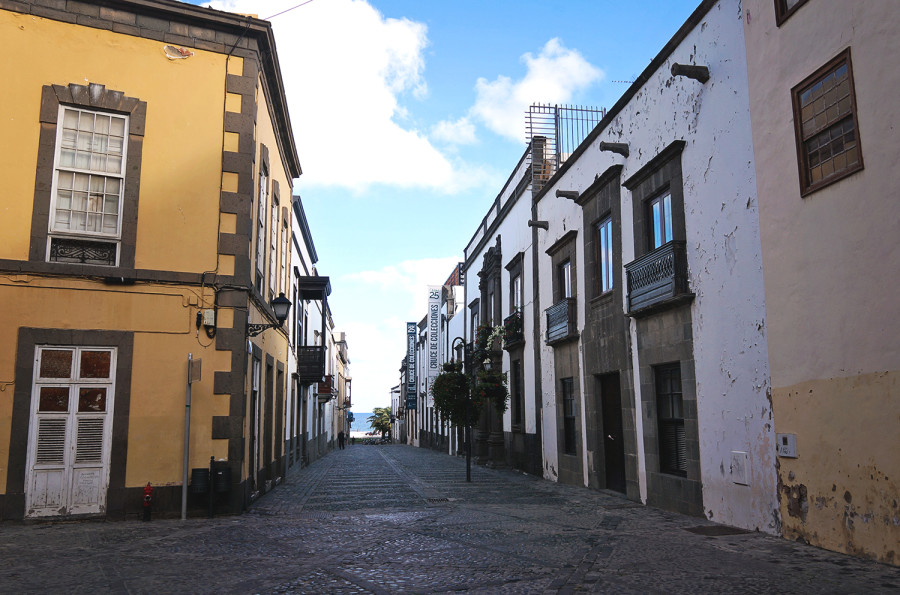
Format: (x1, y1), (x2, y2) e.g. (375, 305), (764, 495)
(510, 273), (522, 313)
(792, 50), (863, 196)
(561, 377), (576, 455)
(774, 0), (809, 26)
(655, 363), (686, 476)
(281, 216), (289, 294)
(256, 169), (268, 295)
(648, 192), (673, 250)
(597, 216), (613, 294)
(511, 359), (523, 427)
(269, 197), (279, 300)
(559, 259), (572, 299)
(47, 107), (128, 266)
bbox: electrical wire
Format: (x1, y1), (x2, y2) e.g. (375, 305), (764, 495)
(265, 0), (317, 21)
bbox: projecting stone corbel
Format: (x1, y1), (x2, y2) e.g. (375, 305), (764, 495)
(555, 190), (580, 201)
(598, 142), (629, 157)
(671, 63), (710, 83)
(528, 220), (549, 230)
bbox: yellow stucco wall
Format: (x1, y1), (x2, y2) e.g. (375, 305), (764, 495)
(0, 10), (226, 273)
(775, 372), (899, 564)
(0, 278), (235, 489)
(743, 0), (900, 564)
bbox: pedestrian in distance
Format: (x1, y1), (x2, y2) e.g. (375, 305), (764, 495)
(338, 430), (345, 450)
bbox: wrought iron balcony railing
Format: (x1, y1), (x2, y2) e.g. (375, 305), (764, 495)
(624, 240), (692, 315)
(296, 346), (325, 383)
(545, 298), (577, 344)
(502, 311), (524, 350)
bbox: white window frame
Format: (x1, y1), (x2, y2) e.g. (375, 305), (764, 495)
(47, 106), (129, 266)
(649, 191), (673, 250)
(269, 197), (278, 300)
(256, 172), (268, 292)
(598, 216), (613, 294)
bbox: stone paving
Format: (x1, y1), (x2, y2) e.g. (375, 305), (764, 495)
(1, 444), (899, 593)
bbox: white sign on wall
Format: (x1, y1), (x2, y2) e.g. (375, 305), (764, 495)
(426, 285), (442, 407)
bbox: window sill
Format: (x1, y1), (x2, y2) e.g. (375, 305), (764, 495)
(799, 162), (863, 198)
(589, 291), (614, 308)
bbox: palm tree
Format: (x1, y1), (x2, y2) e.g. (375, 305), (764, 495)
(367, 407), (392, 438)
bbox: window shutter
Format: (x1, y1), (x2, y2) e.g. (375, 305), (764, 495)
(35, 418), (67, 464)
(75, 418), (105, 463)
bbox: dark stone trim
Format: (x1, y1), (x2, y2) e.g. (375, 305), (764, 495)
(5, 327), (133, 520)
(575, 164), (624, 207)
(0, 259), (233, 286)
(622, 140), (686, 190)
(545, 229), (578, 257)
(30, 83), (146, 271)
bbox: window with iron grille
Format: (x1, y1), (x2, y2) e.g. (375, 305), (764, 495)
(561, 377), (576, 455)
(48, 107), (128, 266)
(655, 363), (686, 476)
(792, 49), (863, 196)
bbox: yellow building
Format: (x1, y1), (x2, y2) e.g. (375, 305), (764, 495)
(0, 0), (305, 519)
(743, 0), (900, 564)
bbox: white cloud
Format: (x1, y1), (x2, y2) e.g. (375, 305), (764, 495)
(209, 0), (484, 193)
(431, 116), (477, 146)
(334, 256), (462, 411)
(471, 38), (603, 141)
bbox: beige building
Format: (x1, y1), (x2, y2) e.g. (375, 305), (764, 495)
(743, 0), (900, 564)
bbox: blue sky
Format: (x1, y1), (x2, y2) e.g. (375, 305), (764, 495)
(194, 0), (699, 411)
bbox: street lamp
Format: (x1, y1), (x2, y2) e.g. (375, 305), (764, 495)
(451, 336), (473, 483)
(247, 293), (292, 337)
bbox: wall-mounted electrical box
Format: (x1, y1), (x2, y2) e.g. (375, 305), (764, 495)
(202, 309), (216, 327)
(775, 433), (798, 458)
(731, 451), (750, 485)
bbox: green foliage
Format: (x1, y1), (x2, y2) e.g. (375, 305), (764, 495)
(367, 406), (392, 437)
(431, 361), (478, 426)
(502, 310), (523, 347)
(473, 368), (509, 413)
(472, 323), (503, 366)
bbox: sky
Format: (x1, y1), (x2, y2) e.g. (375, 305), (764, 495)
(192, 0), (699, 412)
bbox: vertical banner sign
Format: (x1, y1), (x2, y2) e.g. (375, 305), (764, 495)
(427, 286), (442, 408)
(406, 322), (417, 410)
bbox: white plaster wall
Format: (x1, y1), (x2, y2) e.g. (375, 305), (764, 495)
(538, 0), (777, 530)
(535, 172), (586, 483)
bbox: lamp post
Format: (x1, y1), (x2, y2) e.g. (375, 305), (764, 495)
(247, 292), (292, 337)
(451, 336), (473, 483)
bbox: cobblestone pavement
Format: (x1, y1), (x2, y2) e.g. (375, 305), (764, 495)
(2, 445), (899, 594)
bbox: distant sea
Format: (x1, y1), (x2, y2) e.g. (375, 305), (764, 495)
(349, 411), (374, 434)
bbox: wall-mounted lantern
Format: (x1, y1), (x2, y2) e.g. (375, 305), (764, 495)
(247, 293), (292, 337)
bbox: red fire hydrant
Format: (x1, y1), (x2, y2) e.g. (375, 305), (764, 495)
(143, 482), (153, 521)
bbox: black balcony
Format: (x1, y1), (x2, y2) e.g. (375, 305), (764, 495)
(296, 346), (325, 384)
(545, 298), (577, 344)
(624, 240), (693, 315)
(502, 311), (524, 350)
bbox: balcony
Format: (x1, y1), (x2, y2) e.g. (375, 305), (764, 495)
(317, 374), (335, 400)
(624, 240), (693, 316)
(502, 311), (524, 350)
(296, 346), (325, 384)
(545, 298), (577, 344)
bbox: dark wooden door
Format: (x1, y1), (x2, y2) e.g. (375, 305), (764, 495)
(599, 373), (626, 493)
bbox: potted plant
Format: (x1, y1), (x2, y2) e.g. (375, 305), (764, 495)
(431, 361), (478, 426)
(473, 368), (509, 414)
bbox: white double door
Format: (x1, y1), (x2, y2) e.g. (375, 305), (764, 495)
(25, 346), (116, 517)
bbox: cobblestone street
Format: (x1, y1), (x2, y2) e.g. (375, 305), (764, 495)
(2, 444), (898, 594)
